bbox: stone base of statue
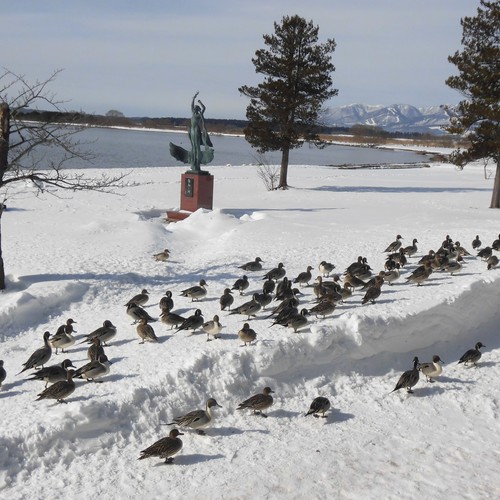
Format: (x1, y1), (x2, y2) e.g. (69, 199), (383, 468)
(166, 171), (214, 222)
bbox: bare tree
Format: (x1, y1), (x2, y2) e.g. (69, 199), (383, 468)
(0, 69), (131, 289)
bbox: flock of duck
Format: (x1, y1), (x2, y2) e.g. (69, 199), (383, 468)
(0, 232), (498, 464)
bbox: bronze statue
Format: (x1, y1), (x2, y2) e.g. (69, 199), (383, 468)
(169, 92), (214, 173)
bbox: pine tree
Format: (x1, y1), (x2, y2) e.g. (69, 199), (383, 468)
(445, 0), (500, 208)
(239, 15), (337, 189)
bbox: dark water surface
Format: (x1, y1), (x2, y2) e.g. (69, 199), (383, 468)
(54, 127), (429, 169)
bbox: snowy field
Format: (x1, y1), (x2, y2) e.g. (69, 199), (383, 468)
(1, 157), (499, 499)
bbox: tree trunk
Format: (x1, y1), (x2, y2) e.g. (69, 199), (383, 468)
(0, 103), (10, 290)
(278, 147), (290, 189)
(490, 162), (500, 209)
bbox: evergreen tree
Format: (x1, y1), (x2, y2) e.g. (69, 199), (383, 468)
(445, 0), (500, 208)
(239, 15), (337, 189)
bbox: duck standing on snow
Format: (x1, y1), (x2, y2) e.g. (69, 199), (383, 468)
(418, 355), (444, 382)
(384, 234), (403, 253)
(176, 309), (204, 334)
(159, 291), (174, 314)
(229, 294), (262, 320)
(239, 256), (264, 272)
(392, 357), (420, 394)
(138, 429), (183, 464)
(136, 318), (158, 343)
(180, 279), (208, 302)
(202, 314), (222, 341)
(126, 303), (156, 324)
(160, 310), (186, 330)
(50, 318), (77, 354)
(74, 354), (112, 382)
(319, 261), (335, 277)
(305, 397), (331, 418)
(87, 337), (105, 361)
(18, 331), (52, 374)
(166, 398), (222, 435)
(293, 266), (314, 287)
(35, 369), (76, 404)
(477, 246), (493, 261)
(125, 289), (149, 307)
(471, 235), (481, 250)
(219, 288), (234, 311)
(0, 360), (6, 388)
(81, 320), (117, 346)
(237, 387), (274, 418)
(231, 275), (249, 295)
(458, 342), (485, 367)
(28, 358), (75, 388)
(487, 255), (499, 270)
(153, 249), (170, 262)
(263, 262), (286, 282)
(238, 322), (257, 346)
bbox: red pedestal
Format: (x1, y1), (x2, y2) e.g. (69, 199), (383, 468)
(166, 172), (214, 222)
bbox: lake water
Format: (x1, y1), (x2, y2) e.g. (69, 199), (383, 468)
(58, 127), (428, 169)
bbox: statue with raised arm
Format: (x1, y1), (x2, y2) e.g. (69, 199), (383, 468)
(169, 91), (214, 173)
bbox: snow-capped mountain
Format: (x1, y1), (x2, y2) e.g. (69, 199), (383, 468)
(323, 103), (454, 134)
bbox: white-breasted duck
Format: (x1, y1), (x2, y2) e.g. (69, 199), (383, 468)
(418, 355), (444, 382)
(319, 261), (336, 277)
(74, 354), (112, 382)
(81, 320), (117, 346)
(50, 319), (77, 354)
(180, 279), (208, 302)
(202, 315), (222, 341)
(166, 398), (222, 435)
(127, 303), (156, 324)
(384, 234), (403, 253)
(125, 289), (149, 307)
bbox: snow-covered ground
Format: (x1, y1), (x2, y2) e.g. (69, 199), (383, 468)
(1, 158), (499, 499)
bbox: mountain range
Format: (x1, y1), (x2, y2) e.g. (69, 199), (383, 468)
(322, 103), (455, 134)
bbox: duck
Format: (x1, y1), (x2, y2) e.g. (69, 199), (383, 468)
(418, 355), (444, 382)
(471, 235), (481, 250)
(239, 257), (264, 272)
(180, 279), (208, 302)
(403, 238), (418, 257)
(125, 289), (149, 307)
(28, 358), (75, 388)
(166, 398), (222, 435)
(153, 248), (170, 262)
(254, 291), (273, 310)
(81, 320), (117, 346)
(343, 272), (366, 290)
(392, 357), (420, 394)
(231, 275), (249, 295)
(305, 396), (331, 418)
(87, 337), (105, 361)
(293, 266), (314, 287)
(492, 233), (500, 251)
(382, 264), (400, 285)
(454, 241), (471, 257)
(176, 309), (204, 334)
(262, 278), (276, 295)
(487, 255), (499, 270)
(49, 319), (77, 354)
(0, 360), (5, 387)
(160, 310), (186, 330)
(127, 303), (156, 324)
(237, 387), (274, 417)
(319, 261), (335, 277)
(286, 308), (310, 333)
(263, 262), (286, 281)
(406, 261), (433, 286)
(275, 277), (291, 301)
(74, 354), (112, 382)
(35, 369), (76, 404)
(270, 302), (299, 327)
(138, 429), (183, 464)
(384, 234), (403, 253)
(136, 318), (159, 343)
(361, 276), (384, 305)
(18, 331), (52, 374)
(309, 298), (336, 319)
(202, 315), (222, 341)
(236, 323), (256, 346)
(219, 288), (234, 311)
(159, 291), (174, 314)
(458, 342), (485, 367)
(228, 294), (262, 319)
(477, 246), (493, 261)
(340, 282), (353, 302)
(445, 255), (464, 275)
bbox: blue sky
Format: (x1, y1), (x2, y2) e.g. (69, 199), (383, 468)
(2, 0), (479, 119)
